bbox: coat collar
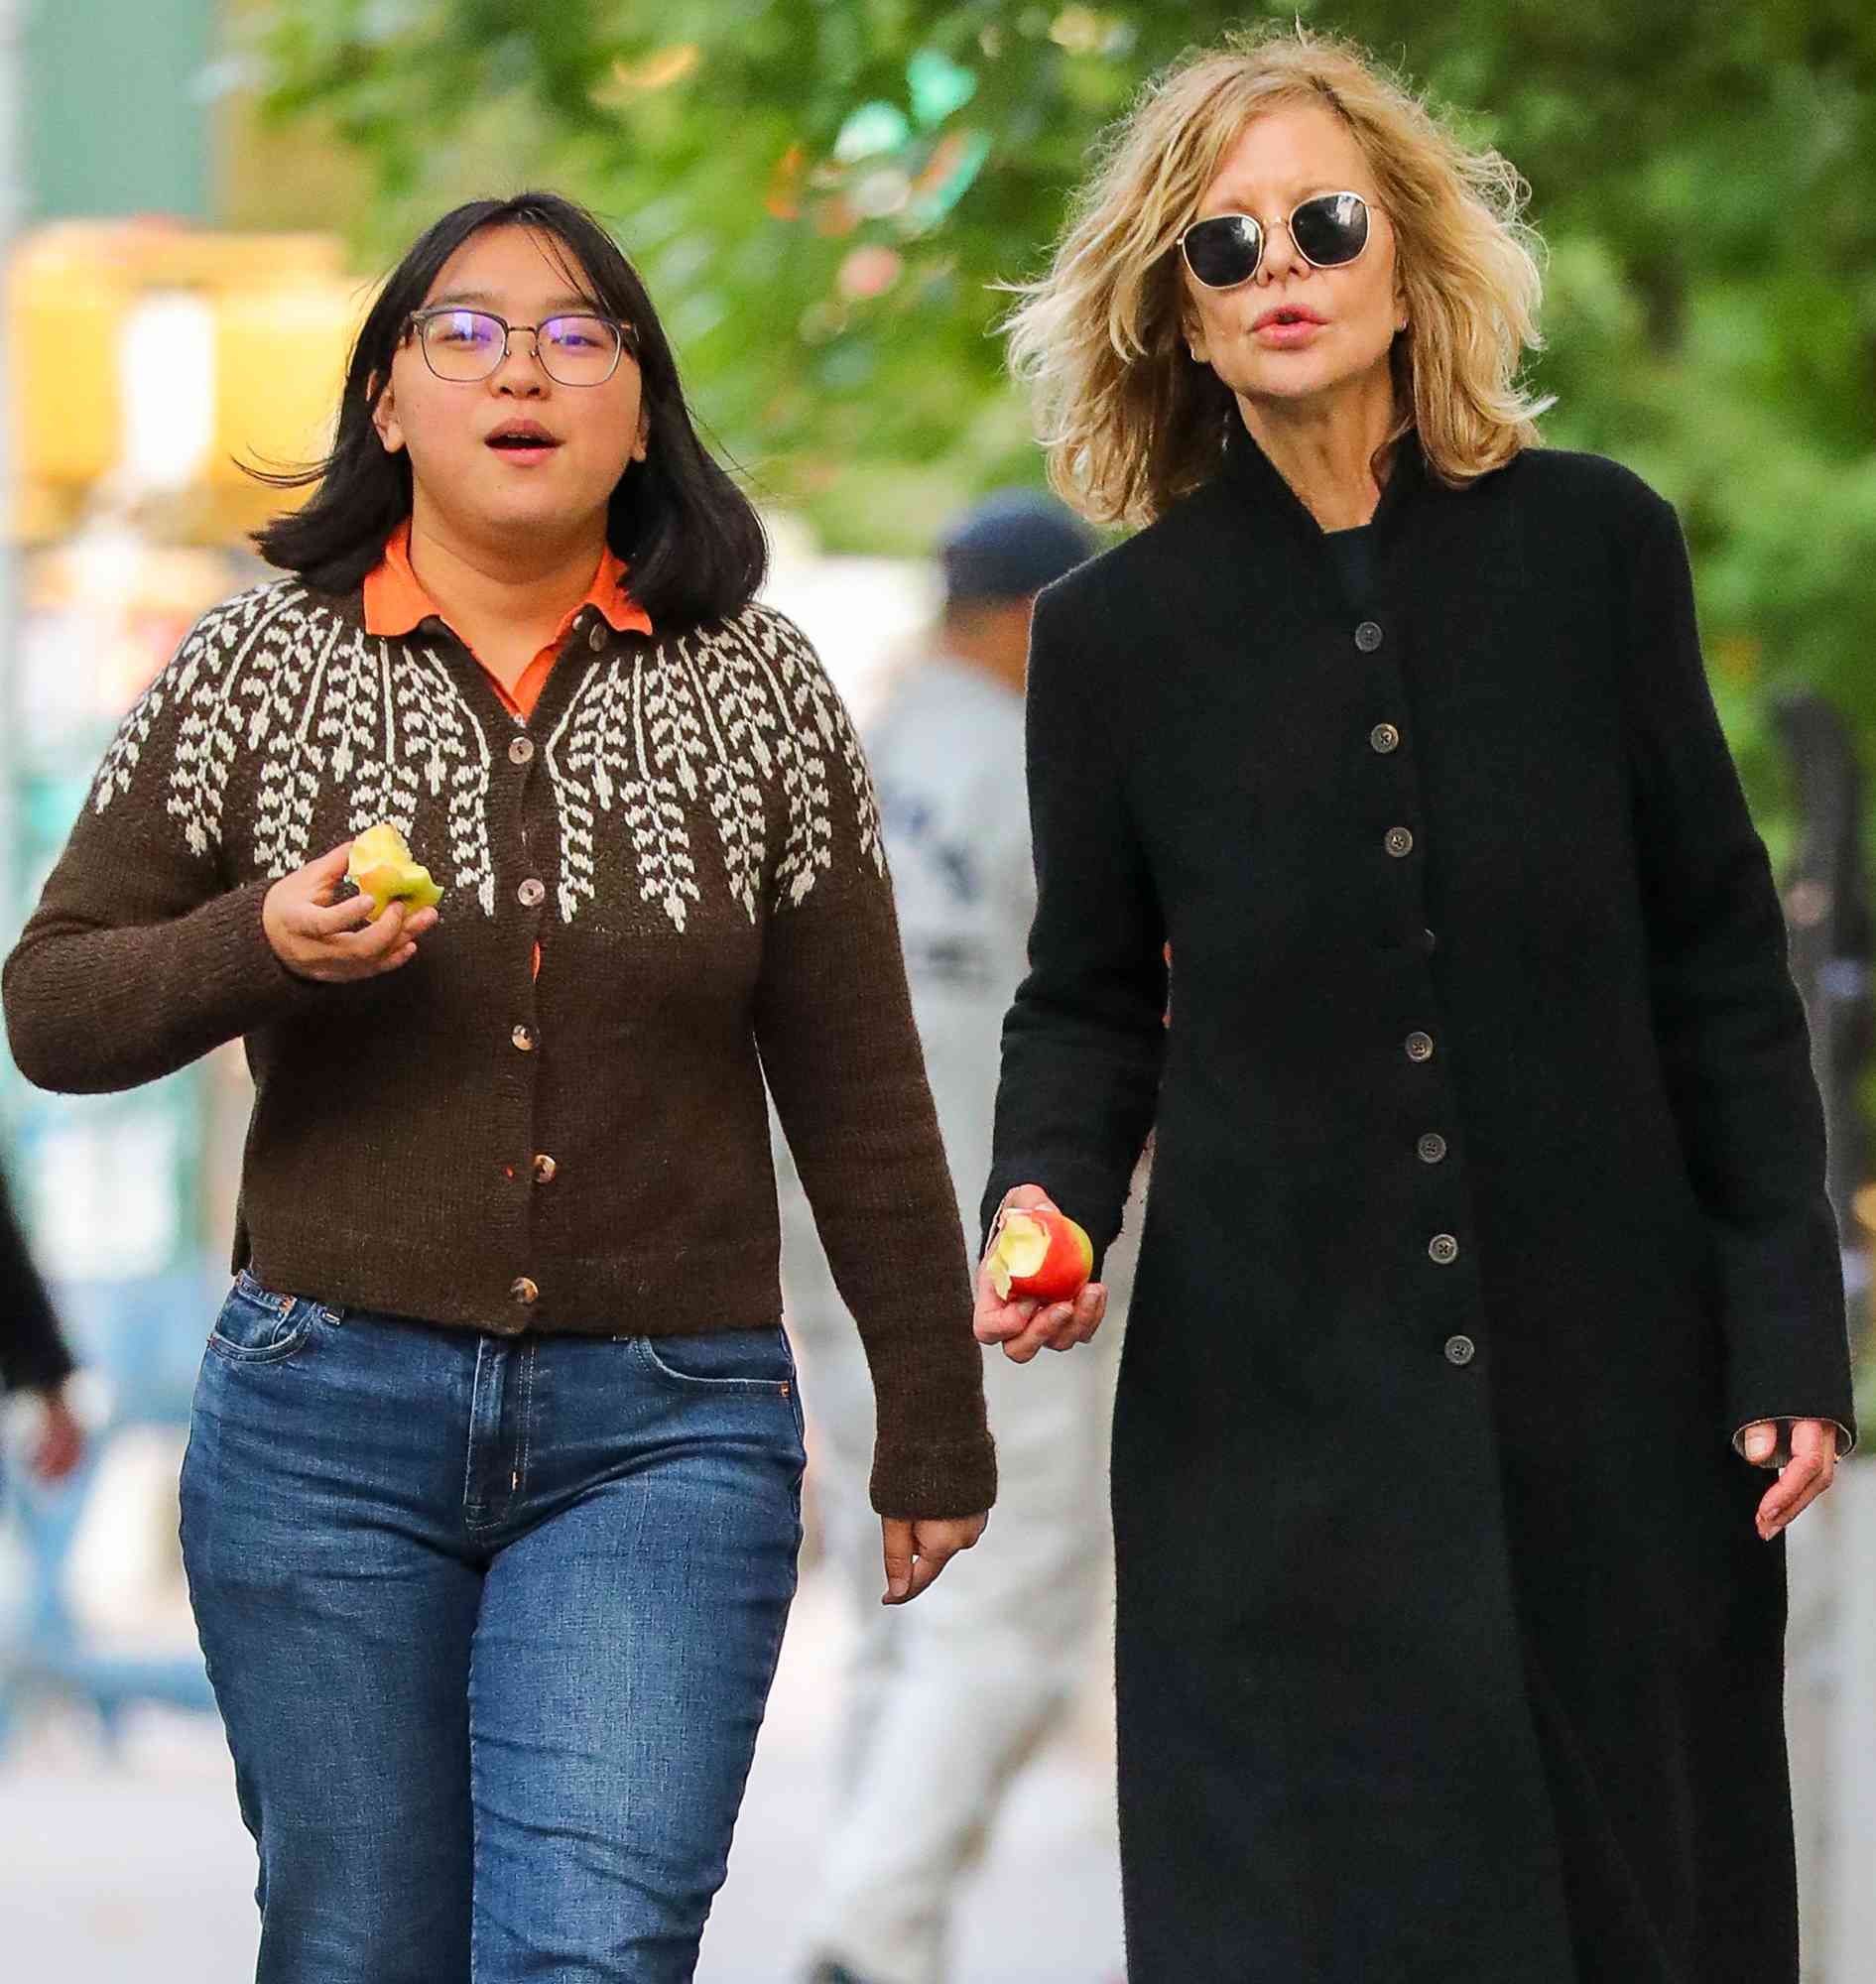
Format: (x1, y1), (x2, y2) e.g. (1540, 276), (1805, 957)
(1218, 417), (1429, 555)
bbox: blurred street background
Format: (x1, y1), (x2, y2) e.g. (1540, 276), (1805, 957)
(2, 2), (1874, 1979)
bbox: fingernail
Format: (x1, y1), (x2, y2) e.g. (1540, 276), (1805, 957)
(888, 1577), (908, 1599)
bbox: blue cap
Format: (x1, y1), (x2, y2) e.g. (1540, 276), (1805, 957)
(939, 489), (1095, 606)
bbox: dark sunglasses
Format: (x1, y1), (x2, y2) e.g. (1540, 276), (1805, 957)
(1178, 191), (1372, 290)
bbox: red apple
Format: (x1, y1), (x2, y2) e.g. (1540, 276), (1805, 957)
(987, 1207), (1093, 1303)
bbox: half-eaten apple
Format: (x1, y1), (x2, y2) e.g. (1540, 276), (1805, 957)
(987, 1206), (1093, 1303)
(347, 822), (443, 920)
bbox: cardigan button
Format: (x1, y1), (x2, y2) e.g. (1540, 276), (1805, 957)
(510, 1276), (540, 1306)
(1443, 1333), (1476, 1366)
(1370, 722), (1400, 754)
(512, 1024), (536, 1053)
(518, 878), (547, 908)
(1430, 1233), (1460, 1265)
(509, 736), (536, 765)
(1385, 826), (1415, 858)
(1418, 1132), (1447, 1165)
(1405, 1031), (1434, 1062)
(532, 1154), (558, 1184)
(587, 621), (607, 651)
(1354, 620), (1383, 653)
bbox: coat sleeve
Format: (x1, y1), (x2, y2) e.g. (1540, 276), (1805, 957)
(3, 638), (323, 1097)
(753, 623), (995, 1521)
(0, 1165), (74, 1395)
(1622, 493), (1856, 1453)
(978, 580), (1167, 1274)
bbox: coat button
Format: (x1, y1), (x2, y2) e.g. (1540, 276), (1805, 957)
(1444, 1333), (1476, 1366)
(1354, 621), (1383, 653)
(509, 736), (535, 765)
(1429, 1233), (1459, 1265)
(1385, 826), (1415, 858)
(532, 1154), (558, 1184)
(512, 1024), (536, 1053)
(518, 878), (547, 908)
(587, 621), (607, 651)
(1422, 928), (1438, 953)
(1370, 723), (1400, 754)
(510, 1276), (540, 1306)
(1418, 1132), (1447, 1164)
(1405, 1030), (1434, 1062)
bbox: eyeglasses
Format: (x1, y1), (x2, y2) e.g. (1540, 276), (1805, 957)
(1178, 191), (1372, 291)
(405, 308), (637, 387)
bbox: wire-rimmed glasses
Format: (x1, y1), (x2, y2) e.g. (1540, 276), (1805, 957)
(405, 308), (637, 387)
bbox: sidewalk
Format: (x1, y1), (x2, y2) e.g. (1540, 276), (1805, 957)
(0, 1567), (1125, 1982)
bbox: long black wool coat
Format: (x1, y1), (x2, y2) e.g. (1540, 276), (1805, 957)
(980, 431), (1858, 1983)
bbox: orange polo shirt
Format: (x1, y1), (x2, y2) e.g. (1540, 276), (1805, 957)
(363, 523), (654, 985)
(362, 519), (653, 720)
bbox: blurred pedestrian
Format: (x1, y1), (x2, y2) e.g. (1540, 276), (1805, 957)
(785, 494), (1125, 1984)
(2, 190), (993, 1984)
(0, 1163), (83, 1487)
(976, 24), (1856, 1984)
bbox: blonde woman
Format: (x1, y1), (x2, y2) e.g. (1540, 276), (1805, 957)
(973, 27), (1854, 1984)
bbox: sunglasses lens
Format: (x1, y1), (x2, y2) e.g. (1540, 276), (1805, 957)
(1290, 192), (1370, 268)
(1183, 214), (1263, 289)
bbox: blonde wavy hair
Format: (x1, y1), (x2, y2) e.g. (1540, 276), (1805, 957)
(1002, 24), (1552, 527)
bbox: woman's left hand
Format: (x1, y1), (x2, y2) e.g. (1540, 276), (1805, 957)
(1741, 1419), (1839, 1541)
(880, 1512), (988, 1605)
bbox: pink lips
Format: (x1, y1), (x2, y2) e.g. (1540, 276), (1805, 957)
(1252, 305), (1326, 348)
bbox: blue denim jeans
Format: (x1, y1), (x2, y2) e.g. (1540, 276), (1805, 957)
(179, 1271), (807, 1983)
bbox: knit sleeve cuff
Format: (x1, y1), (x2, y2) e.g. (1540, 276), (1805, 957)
(868, 1429), (999, 1521)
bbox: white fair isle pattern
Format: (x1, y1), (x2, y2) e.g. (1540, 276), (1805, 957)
(93, 584), (881, 933)
(96, 579), (499, 917)
(547, 601), (883, 930)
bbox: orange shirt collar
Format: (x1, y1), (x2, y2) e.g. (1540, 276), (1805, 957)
(362, 519), (653, 643)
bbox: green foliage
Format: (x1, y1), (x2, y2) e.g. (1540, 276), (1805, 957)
(249, 3), (1876, 740)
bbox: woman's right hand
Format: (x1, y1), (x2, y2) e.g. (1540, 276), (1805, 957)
(263, 841), (439, 983)
(973, 1183), (1107, 1363)
(29, 1381), (85, 1483)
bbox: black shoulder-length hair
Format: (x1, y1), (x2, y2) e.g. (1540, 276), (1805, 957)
(251, 191), (767, 631)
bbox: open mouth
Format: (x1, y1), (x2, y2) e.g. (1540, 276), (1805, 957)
(486, 425), (562, 453)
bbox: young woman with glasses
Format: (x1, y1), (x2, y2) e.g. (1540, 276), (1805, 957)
(2, 191), (994, 1983)
(976, 26), (1853, 1984)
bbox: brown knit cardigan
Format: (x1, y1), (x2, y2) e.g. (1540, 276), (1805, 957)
(2, 576), (995, 1518)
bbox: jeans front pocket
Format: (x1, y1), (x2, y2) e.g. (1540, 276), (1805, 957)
(205, 1272), (336, 1366)
(631, 1324), (798, 1398)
